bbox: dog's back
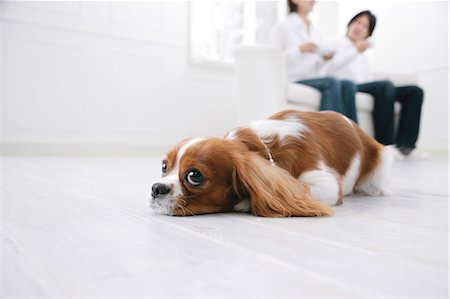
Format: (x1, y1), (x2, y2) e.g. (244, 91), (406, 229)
(230, 109), (393, 205)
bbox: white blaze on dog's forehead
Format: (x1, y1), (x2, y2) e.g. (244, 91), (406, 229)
(176, 137), (206, 165)
(248, 118), (306, 141)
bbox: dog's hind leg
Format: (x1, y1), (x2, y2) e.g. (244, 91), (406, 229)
(298, 163), (343, 206)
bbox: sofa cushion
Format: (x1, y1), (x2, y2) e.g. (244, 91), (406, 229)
(287, 83), (321, 107)
(356, 92), (401, 113)
(355, 92), (374, 112)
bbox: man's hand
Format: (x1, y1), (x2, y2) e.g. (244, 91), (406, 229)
(322, 53), (334, 61)
(300, 43), (318, 53)
(355, 40), (371, 52)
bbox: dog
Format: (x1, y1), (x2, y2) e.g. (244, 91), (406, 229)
(150, 110), (393, 217)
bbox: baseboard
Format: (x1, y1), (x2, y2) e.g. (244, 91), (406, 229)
(1, 143), (172, 156)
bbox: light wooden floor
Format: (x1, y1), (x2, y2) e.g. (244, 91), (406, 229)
(1, 155), (448, 298)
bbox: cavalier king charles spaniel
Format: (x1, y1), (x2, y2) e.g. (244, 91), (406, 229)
(150, 110), (393, 217)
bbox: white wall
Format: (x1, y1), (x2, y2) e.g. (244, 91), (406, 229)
(1, 1), (448, 153)
(1, 1), (237, 152)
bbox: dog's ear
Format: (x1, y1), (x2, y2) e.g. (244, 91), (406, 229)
(232, 153), (333, 217)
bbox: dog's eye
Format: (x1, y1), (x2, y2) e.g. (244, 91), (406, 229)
(162, 161), (168, 174)
(185, 170), (204, 187)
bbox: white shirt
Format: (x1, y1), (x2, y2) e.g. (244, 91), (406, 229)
(270, 13), (326, 82)
(321, 36), (373, 84)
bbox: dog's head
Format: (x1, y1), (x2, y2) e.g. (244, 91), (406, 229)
(149, 137), (332, 217)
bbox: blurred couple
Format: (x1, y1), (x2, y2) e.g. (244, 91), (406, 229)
(271, 0), (423, 157)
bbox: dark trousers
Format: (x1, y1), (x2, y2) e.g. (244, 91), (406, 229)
(297, 77), (358, 122)
(357, 80), (424, 148)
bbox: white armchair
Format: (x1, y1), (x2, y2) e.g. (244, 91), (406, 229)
(234, 46), (416, 137)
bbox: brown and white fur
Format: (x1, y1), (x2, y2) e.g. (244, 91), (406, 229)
(150, 110), (393, 217)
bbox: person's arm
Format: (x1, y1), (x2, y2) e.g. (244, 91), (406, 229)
(322, 43), (358, 75)
(323, 39), (371, 76)
(270, 25), (317, 65)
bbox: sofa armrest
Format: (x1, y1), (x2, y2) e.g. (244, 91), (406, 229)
(234, 46), (288, 124)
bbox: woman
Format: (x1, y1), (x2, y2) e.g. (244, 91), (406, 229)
(322, 10), (424, 156)
(270, 0), (358, 122)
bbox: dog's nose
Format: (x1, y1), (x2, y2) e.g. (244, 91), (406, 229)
(151, 183), (170, 198)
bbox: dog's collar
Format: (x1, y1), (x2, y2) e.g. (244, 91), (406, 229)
(257, 137), (275, 166)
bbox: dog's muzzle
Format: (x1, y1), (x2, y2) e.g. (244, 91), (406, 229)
(151, 183), (170, 199)
(150, 183), (175, 215)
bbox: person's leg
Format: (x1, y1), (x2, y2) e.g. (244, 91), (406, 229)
(340, 80), (358, 123)
(357, 80), (396, 145)
(394, 85), (424, 154)
(297, 77), (343, 112)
